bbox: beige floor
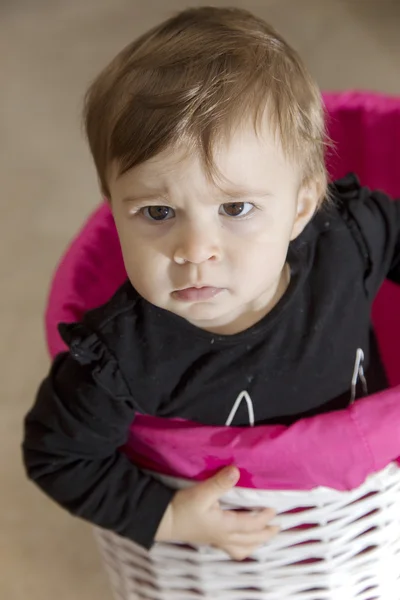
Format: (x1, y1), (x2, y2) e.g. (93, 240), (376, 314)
(1, 1), (400, 598)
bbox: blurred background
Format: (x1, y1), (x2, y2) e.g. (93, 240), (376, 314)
(1, 1), (399, 599)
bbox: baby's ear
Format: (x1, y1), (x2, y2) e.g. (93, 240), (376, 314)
(290, 178), (321, 241)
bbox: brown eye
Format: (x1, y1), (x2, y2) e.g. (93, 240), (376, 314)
(220, 202), (254, 217)
(143, 206), (174, 221)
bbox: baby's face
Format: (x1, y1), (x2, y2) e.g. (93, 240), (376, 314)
(109, 124), (318, 334)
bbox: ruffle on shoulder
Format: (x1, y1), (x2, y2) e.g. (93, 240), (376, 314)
(58, 321), (134, 403)
(330, 172), (362, 200)
(330, 173), (373, 287)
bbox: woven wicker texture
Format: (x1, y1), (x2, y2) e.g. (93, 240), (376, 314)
(95, 463), (400, 600)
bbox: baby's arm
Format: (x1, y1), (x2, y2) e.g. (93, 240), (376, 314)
(22, 352), (174, 549)
(367, 189), (400, 286)
(22, 352), (278, 557)
(334, 175), (400, 294)
(386, 198), (400, 285)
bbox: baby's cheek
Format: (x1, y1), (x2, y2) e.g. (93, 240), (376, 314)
(231, 248), (265, 281)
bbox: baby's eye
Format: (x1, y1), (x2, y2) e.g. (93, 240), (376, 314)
(219, 202), (254, 217)
(142, 206), (175, 221)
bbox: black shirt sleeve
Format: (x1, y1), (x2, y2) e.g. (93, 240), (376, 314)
(22, 349), (175, 549)
(335, 174), (400, 294)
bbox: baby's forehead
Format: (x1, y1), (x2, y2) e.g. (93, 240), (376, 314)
(109, 135), (301, 205)
(113, 124), (290, 183)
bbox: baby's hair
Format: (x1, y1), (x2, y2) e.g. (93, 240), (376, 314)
(84, 6), (330, 203)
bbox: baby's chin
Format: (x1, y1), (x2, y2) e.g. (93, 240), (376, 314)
(155, 291), (232, 327)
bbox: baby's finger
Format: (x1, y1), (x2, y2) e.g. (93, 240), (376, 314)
(223, 507), (276, 534)
(228, 525), (280, 547)
(221, 543), (262, 562)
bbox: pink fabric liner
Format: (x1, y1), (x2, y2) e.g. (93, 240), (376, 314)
(123, 386), (400, 491)
(45, 92), (400, 491)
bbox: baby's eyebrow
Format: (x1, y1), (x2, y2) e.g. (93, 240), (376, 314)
(122, 193), (168, 205)
(121, 188), (272, 205)
(219, 187), (273, 200)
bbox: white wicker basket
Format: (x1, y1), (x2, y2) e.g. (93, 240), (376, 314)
(94, 462), (400, 600)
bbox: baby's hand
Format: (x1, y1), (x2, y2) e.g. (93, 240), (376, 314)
(155, 466), (279, 561)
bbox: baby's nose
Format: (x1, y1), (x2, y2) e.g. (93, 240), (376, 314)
(173, 225), (221, 265)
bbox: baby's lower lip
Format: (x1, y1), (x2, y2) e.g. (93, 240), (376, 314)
(172, 287), (223, 301)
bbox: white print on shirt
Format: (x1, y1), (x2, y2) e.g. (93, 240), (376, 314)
(225, 390), (255, 427)
(349, 348), (368, 404)
(225, 348), (369, 426)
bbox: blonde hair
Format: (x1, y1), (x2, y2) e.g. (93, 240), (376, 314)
(84, 6), (329, 202)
